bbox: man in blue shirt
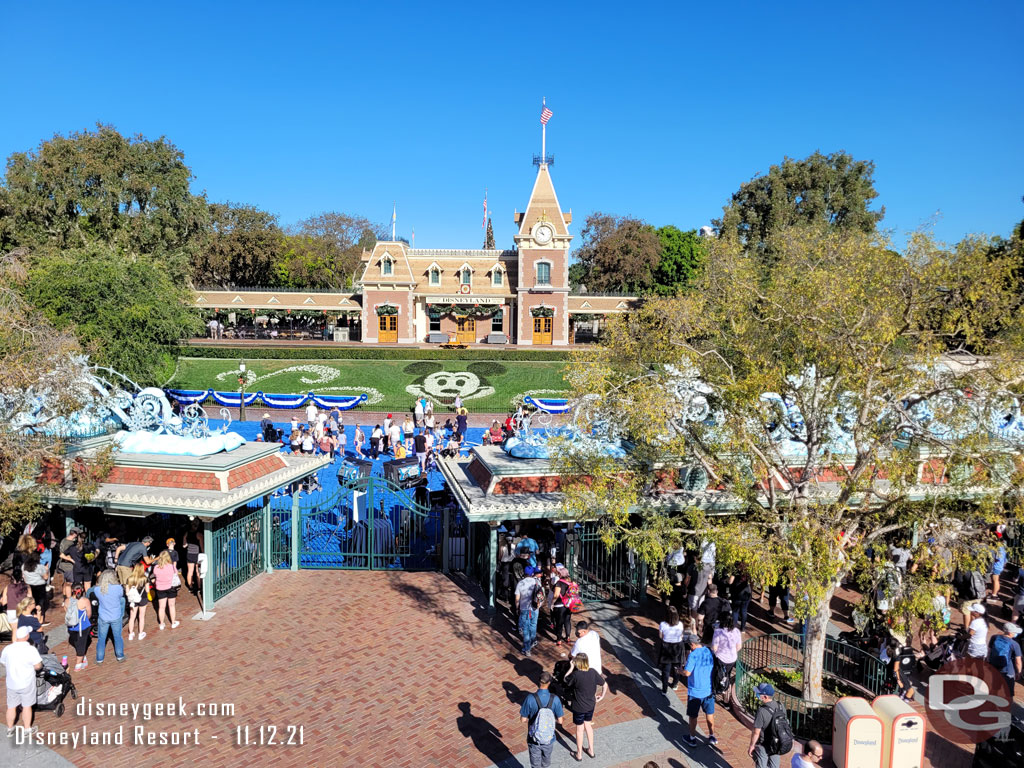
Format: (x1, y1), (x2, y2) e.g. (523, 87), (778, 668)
(682, 636), (717, 747)
(516, 536), (539, 568)
(519, 671), (564, 768)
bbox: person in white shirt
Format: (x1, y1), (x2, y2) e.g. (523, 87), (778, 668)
(388, 420), (401, 455)
(305, 403), (318, 426)
(791, 739), (824, 766)
(571, 621), (603, 675)
(382, 414), (393, 453)
(967, 603), (989, 658)
(2, 625), (43, 734)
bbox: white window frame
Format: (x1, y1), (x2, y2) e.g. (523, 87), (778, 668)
(429, 267), (441, 285)
(381, 256), (393, 276)
(460, 267), (472, 285)
(492, 267), (503, 287)
(535, 260), (552, 286)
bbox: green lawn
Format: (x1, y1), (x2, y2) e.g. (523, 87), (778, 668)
(168, 357), (571, 413)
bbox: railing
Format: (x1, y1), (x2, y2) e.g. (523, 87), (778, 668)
(568, 523), (646, 604)
(735, 633), (894, 742)
(211, 506), (264, 601)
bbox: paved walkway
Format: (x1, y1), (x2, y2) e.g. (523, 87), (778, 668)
(2, 570), (1013, 767)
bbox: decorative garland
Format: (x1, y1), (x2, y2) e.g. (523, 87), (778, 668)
(428, 303), (500, 319)
(375, 305), (399, 316)
(531, 306), (554, 318)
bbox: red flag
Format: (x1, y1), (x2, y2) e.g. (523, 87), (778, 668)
(540, 105), (553, 125)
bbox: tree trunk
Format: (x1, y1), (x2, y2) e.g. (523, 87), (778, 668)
(802, 583), (837, 702)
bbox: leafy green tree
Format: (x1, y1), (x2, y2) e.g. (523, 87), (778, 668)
(286, 212), (382, 289)
(556, 223), (1024, 701)
(652, 226), (706, 294)
(196, 203), (284, 288)
(2, 124), (208, 281)
(25, 244), (200, 384)
(716, 151), (884, 264)
(574, 213), (661, 293)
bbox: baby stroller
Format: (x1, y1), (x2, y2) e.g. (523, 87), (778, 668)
(551, 659), (575, 712)
(35, 654), (77, 717)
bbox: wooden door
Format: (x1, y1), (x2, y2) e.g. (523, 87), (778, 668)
(378, 315), (398, 343)
(533, 316), (553, 345)
(456, 317), (476, 344)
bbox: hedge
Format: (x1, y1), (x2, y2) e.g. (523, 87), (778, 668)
(175, 345), (579, 362)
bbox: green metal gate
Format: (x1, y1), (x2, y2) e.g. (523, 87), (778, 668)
(567, 522), (646, 603)
(298, 475), (443, 570)
(211, 503), (264, 601)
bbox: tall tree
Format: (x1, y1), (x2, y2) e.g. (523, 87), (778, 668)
(574, 213), (661, 293)
(25, 244), (200, 384)
(290, 212), (382, 289)
(0, 250), (110, 536)
(556, 223), (1024, 701)
(196, 202), (284, 288)
(484, 218), (496, 249)
(652, 226), (706, 295)
(715, 151), (884, 264)
(2, 124), (208, 281)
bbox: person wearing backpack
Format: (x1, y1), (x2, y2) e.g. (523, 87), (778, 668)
(515, 566), (543, 657)
(987, 622), (1022, 695)
(748, 683), (793, 767)
(519, 671), (564, 768)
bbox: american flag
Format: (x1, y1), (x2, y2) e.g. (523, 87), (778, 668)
(482, 190), (488, 229)
(540, 105), (553, 125)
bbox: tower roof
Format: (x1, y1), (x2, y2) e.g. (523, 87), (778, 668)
(515, 164), (571, 237)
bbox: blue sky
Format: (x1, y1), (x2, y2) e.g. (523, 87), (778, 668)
(1, 1), (1021, 252)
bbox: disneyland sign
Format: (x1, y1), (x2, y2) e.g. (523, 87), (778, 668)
(424, 295), (505, 304)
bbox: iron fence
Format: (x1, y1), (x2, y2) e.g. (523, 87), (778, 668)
(567, 523), (646, 603)
(735, 633), (894, 742)
(211, 505), (264, 601)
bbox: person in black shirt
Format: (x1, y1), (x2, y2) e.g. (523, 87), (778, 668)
(698, 584), (731, 643)
(564, 653), (607, 761)
(728, 568), (753, 631)
(414, 430), (428, 472)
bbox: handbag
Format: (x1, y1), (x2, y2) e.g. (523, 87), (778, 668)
(171, 572), (182, 588)
(126, 586), (142, 604)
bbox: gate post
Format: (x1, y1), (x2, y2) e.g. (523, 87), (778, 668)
(487, 522), (498, 615)
(290, 492), (300, 571)
(262, 495), (272, 573)
(202, 523), (215, 613)
(442, 505), (450, 575)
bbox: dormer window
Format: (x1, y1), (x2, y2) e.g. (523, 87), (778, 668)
(492, 267), (503, 287)
(381, 255), (393, 276)
(429, 267), (440, 285)
(536, 261), (551, 285)
(460, 267), (472, 285)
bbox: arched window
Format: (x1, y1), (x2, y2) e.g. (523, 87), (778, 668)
(429, 267), (440, 285)
(536, 261), (551, 285)
(460, 267), (472, 285)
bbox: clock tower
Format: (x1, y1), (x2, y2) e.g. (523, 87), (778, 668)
(513, 163), (572, 345)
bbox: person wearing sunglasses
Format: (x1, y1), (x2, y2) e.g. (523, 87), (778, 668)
(792, 739), (824, 766)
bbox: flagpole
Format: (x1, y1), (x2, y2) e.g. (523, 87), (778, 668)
(392, 201), (396, 241)
(541, 97), (546, 166)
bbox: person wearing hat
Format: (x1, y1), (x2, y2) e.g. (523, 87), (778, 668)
(967, 603), (989, 658)
(748, 682), (788, 767)
(988, 622), (1022, 695)
(2, 625), (43, 736)
(259, 413), (275, 442)
(514, 566), (543, 657)
(382, 414), (393, 453)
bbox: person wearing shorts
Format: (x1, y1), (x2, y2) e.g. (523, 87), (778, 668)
(183, 521), (203, 593)
(65, 583), (92, 671)
(2, 626), (43, 735)
(682, 636), (717, 746)
(563, 653), (607, 761)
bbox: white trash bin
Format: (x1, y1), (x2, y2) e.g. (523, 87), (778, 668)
(832, 696), (883, 768)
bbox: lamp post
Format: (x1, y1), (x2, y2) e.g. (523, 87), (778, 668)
(238, 360), (247, 422)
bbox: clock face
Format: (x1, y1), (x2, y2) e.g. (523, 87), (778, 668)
(535, 224), (553, 245)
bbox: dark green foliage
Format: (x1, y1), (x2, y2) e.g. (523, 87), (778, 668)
(652, 226), (706, 295)
(715, 150), (884, 264)
(26, 244), (200, 384)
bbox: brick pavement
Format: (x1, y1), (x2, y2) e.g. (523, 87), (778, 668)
(10, 571), (646, 768)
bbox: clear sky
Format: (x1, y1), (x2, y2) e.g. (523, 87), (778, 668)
(1, 1), (1021, 253)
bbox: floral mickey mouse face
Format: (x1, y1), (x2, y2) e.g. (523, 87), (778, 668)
(404, 362), (506, 403)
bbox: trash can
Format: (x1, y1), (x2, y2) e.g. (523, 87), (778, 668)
(872, 694), (925, 768)
(832, 696), (884, 768)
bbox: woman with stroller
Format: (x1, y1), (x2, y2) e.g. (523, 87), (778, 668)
(152, 550), (180, 630)
(658, 606), (685, 693)
(65, 583), (91, 671)
(125, 562), (150, 641)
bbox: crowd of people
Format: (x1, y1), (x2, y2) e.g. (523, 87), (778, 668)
(1, 521), (205, 736)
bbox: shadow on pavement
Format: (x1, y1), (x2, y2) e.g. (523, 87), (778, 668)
(456, 701), (518, 767)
